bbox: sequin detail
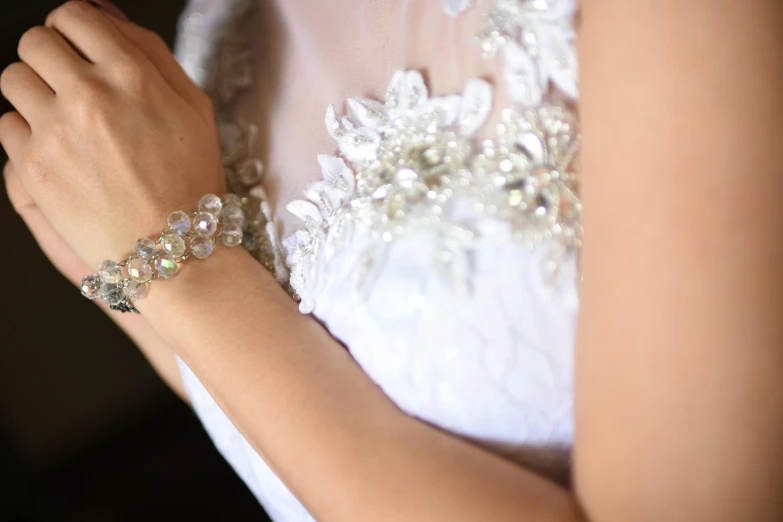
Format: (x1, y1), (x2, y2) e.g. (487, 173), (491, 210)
(285, 70), (581, 313)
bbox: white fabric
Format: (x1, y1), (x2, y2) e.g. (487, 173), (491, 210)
(173, 1), (580, 520)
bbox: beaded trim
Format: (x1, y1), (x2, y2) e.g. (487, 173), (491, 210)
(79, 194), (249, 313)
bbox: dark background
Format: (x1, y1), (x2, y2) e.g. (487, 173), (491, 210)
(0, 2), (269, 520)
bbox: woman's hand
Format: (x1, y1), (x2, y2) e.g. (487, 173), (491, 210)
(5, 159), (188, 401)
(0, 0), (224, 268)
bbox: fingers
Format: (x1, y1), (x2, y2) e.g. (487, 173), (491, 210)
(17, 25), (88, 90)
(105, 17), (214, 120)
(45, 1), (138, 64)
(0, 111), (31, 163)
(21, 2), (211, 122)
(0, 62), (55, 127)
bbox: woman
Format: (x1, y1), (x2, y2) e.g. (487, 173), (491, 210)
(1, 0), (781, 520)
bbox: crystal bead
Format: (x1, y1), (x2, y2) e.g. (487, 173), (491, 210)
(237, 159), (263, 186)
(161, 233), (187, 257)
(199, 194), (223, 216)
(222, 193), (242, 208)
(154, 253), (178, 279)
(194, 211), (218, 236)
(136, 238), (157, 260)
(124, 281), (149, 301)
(100, 282), (124, 306)
(220, 224), (243, 247)
(98, 260), (122, 283)
(167, 210), (191, 235)
(80, 275), (101, 299)
(127, 258), (153, 283)
(219, 205), (245, 227)
(190, 236), (214, 259)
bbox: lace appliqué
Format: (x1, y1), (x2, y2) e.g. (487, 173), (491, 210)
(285, 70), (580, 313)
(479, 0), (579, 106)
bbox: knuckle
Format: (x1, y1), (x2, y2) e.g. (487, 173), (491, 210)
(70, 84), (111, 125)
(17, 26), (50, 57)
(0, 62), (22, 91)
(60, 77), (110, 130)
(76, 76), (107, 101)
(144, 28), (168, 50)
(50, 0), (92, 23)
(116, 57), (145, 80)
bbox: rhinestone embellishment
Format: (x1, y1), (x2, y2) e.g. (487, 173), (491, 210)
(79, 194), (248, 313)
(285, 70), (581, 313)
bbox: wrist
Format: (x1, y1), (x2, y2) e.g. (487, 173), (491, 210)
(136, 242), (299, 360)
(137, 242), (255, 309)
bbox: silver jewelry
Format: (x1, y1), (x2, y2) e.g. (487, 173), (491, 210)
(80, 193), (249, 313)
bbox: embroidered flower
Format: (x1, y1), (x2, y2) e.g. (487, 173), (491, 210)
(474, 104), (581, 249)
(326, 71), (492, 224)
(479, 0), (579, 106)
(287, 71), (492, 312)
(286, 70), (581, 313)
(285, 155), (356, 312)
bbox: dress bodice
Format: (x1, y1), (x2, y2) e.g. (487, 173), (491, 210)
(173, 1), (580, 519)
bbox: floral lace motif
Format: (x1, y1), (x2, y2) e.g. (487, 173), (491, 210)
(284, 1), (582, 313)
(479, 0), (579, 106)
(285, 70), (580, 313)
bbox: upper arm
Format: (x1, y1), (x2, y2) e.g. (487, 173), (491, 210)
(575, 1), (783, 520)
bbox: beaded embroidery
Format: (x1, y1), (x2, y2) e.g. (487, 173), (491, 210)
(285, 70), (580, 312)
(177, 0), (582, 312)
(478, 0), (579, 106)
(282, 1), (582, 312)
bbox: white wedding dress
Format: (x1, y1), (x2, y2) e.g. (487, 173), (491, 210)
(173, 1), (581, 519)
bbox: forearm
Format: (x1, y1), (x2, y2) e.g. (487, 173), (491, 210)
(576, 1), (783, 520)
(136, 247), (583, 521)
(4, 161), (186, 402)
(102, 304), (186, 403)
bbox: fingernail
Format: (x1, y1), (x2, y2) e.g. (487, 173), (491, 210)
(88, 0), (129, 21)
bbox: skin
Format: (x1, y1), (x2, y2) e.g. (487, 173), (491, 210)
(1, 1), (781, 520)
(575, 2), (783, 521)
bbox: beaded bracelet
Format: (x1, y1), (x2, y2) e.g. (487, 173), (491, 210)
(79, 193), (248, 313)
